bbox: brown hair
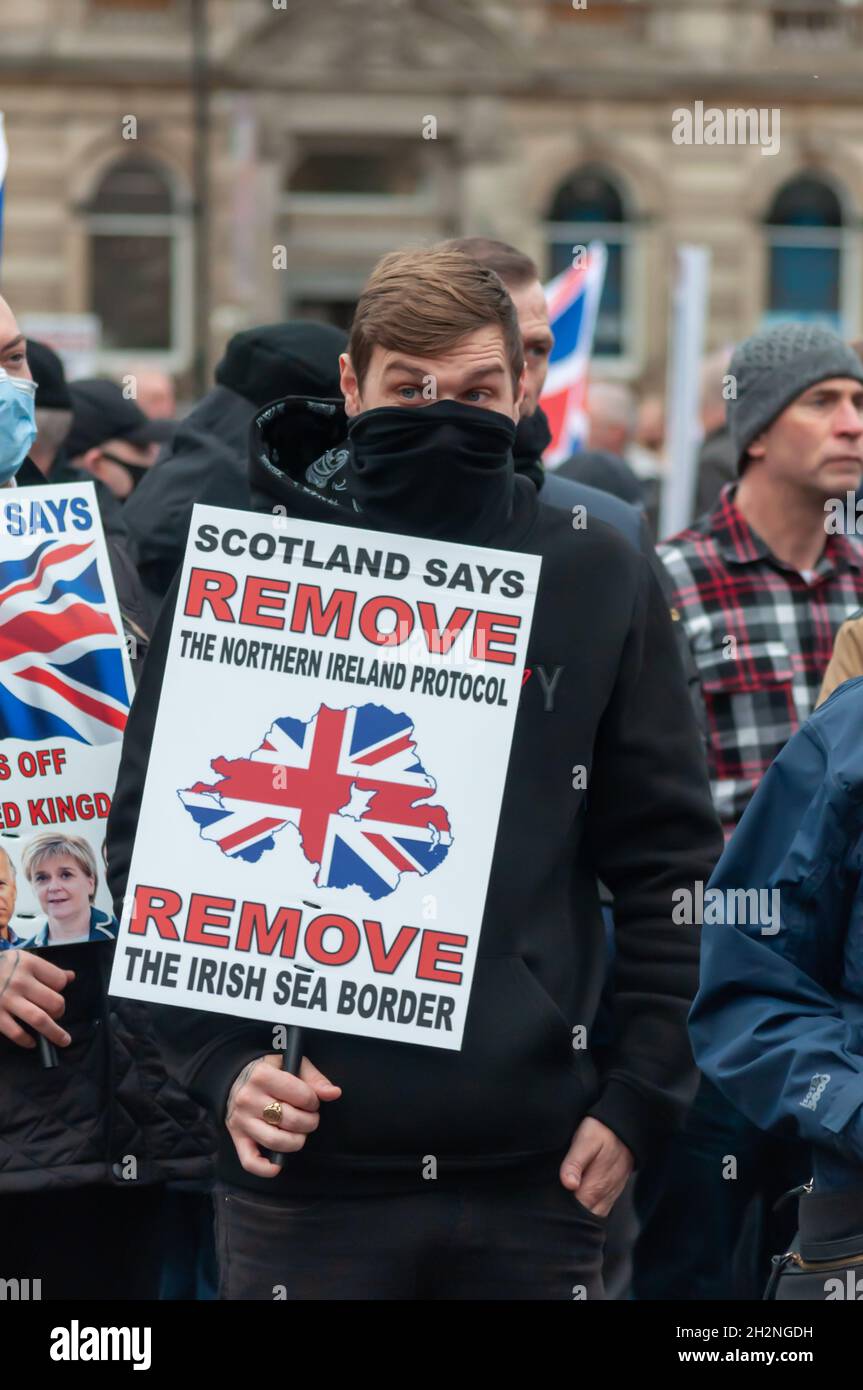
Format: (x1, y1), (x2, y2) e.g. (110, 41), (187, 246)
(442, 237), (539, 292)
(348, 246), (523, 392)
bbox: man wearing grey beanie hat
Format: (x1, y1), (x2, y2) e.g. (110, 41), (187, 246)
(661, 319), (863, 831)
(727, 322), (863, 474)
(634, 322), (863, 1303)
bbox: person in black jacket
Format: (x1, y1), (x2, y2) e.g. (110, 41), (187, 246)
(0, 930), (215, 1299)
(107, 246), (722, 1301)
(121, 322), (348, 602)
(0, 300), (214, 1301)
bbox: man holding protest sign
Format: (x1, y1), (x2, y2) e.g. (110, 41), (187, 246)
(108, 246), (722, 1300)
(0, 289), (215, 1299)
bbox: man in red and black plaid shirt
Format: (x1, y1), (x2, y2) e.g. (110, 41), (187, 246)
(661, 324), (863, 838)
(635, 322), (863, 1302)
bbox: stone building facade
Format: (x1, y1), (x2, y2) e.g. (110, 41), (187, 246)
(1, 0), (861, 394)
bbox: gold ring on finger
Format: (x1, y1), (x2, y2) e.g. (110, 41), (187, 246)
(262, 1100), (283, 1126)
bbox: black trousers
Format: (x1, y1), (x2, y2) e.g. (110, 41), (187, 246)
(0, 1184), (166, 1301)
(215, 1175), (607, 1301)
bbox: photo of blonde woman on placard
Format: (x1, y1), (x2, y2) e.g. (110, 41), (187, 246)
(21, 833), (118, 948)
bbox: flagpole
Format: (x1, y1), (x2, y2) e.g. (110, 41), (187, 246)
(659, 245), (711, 539)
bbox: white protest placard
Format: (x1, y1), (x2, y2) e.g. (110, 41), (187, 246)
(0, 483), (133, 946)
(109, 505), (541, 1049)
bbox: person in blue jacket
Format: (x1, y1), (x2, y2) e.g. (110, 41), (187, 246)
(690, 676), (863, 1272)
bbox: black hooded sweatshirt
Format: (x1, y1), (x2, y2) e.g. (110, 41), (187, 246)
(106, 396), (723, 1197)
(121, 322), (347, 598)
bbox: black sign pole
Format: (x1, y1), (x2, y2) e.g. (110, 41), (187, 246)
(264, 1024), (303, 1170)
(28, 942), (61, 1067)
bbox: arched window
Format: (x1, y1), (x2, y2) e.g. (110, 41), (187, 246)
(545, 166), (631, 359)
(765, 174), (848, 331)
(86, 157), (189, 355)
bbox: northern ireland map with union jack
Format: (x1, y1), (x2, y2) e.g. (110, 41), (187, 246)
(178, 703), (453, 901)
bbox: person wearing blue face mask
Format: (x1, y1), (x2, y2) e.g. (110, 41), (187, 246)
(0, 294), (36, 486)
(0, 295), (31, 383)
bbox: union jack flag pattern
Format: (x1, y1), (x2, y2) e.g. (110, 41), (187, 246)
(539, 241), (607, 467)
(179, 703), (453, 901)
(0, 537), (130, 745)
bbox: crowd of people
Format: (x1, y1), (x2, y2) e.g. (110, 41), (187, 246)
(1, 235), (863, 1302)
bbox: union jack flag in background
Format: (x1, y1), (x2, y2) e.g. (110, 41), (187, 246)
(0, 537), (130, 745)
(180, 703), (453, 901)
(539, 241), (607, 467)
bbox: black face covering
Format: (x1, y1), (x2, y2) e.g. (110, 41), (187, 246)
(512, 406), (552, 490)
(119, 461), (150, 492)
(100, 450), (150, 493)
(344, 400), (517, 543)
